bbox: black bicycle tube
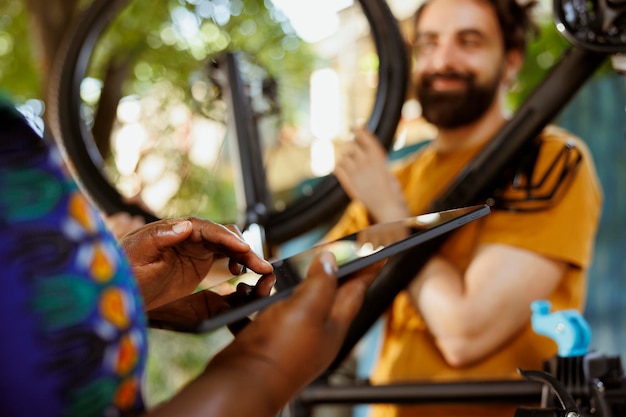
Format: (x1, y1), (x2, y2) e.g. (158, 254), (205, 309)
(298, 379), (543, 406)
(219, 52), (272, 227)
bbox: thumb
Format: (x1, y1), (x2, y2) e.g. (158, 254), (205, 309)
(122, 219), (192, 256)
(160, 220), (192, 237)
(151, 220), (193, 248)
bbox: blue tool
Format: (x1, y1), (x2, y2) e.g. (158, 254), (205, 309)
(530, 300), (592, 357)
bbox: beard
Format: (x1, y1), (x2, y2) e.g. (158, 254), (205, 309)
(416, 68), (502, 129)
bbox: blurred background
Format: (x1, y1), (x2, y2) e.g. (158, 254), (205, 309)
(1, 0), (624, 412)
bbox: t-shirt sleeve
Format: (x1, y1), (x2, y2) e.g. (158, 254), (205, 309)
(478, 131), (602, 269)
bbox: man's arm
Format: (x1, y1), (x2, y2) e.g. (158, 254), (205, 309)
(408, 243), (566, 367)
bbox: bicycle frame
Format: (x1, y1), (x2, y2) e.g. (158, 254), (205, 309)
(286, 48), (605, 417)
(288, 0), (626, 415)
(211, 52), (272, 257)
(328, 45), (608, 376)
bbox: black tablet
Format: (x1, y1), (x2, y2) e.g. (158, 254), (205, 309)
(149, 204), (490, 333)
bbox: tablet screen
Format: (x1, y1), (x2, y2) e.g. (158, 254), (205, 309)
(272, 204), (490, 290)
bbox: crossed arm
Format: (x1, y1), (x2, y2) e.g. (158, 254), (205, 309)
(407, 244), (565, 367)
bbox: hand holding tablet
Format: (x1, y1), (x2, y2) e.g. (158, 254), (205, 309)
(148, 204), (491, 333)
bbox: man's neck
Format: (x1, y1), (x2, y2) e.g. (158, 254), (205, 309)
(433, 106), (509, 154)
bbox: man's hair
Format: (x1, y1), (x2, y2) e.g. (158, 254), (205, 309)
(411, 0), (540, 54)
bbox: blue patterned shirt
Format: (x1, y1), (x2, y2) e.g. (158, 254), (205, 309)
(0, 100), (148, 417)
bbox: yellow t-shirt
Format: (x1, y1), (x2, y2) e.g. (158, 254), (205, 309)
(327, 126), (602, 417)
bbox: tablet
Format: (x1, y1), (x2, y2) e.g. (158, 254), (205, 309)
(148, 204), (490, 333)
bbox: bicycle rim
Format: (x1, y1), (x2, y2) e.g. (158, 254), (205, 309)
(47, 0), (408, 246)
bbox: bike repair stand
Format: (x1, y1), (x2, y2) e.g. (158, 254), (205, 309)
(514, 300), (626, 417)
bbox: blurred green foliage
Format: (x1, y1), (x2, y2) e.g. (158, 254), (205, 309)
(144, 327), (234, 407)
(508, 18), (570, 109)
(86, 0), (319, 123)
(0, 0), (41, 100)
(508, 17), (614, 110)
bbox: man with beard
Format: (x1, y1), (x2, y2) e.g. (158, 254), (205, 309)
(327, 0), (602, 416)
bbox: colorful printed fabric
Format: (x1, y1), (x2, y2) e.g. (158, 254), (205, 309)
(0, 100), (148, 417)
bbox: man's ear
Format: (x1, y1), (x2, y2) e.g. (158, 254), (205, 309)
(503, 48), (524, 87)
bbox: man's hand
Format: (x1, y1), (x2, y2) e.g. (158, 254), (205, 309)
(334, 128), (409, 223)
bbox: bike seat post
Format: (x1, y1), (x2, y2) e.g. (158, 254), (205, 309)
(243, 222), (269, 259)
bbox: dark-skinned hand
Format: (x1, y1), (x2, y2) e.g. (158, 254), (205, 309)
(119, 217), (273, 311)
(149, 251), (384, 417)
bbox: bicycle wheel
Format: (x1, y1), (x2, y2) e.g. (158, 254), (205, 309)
(47, 0), (408, 246)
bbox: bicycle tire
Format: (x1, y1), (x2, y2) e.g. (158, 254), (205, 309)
(47, 0), (408, 246)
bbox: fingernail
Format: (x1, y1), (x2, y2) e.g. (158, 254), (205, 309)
(319, 251), (338, 276)
(172, 221), (190, 234)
